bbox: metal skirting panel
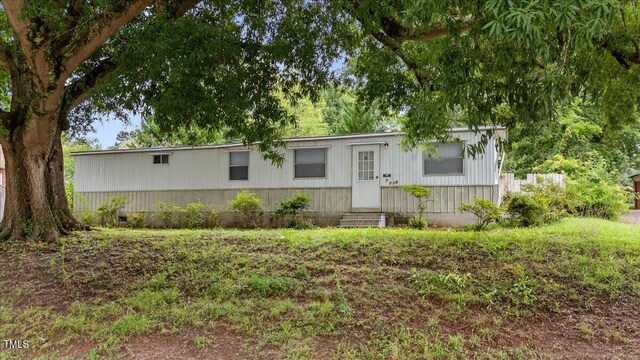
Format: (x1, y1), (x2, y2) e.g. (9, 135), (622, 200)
(381, 185), (499, 214)
(75, 185), (497, 216)
(74, 188), (352, 214)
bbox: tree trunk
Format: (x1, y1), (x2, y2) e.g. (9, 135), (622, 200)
(0, 112), (84, 243)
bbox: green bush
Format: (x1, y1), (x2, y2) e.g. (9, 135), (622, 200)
(184, 202), (205, 228)
(128, 212), (146, 229)
(153, 201), (184, 228)
(228, 190), (264, 228)
(505, 193), (550, 227)
(290, 219), (315, 230)
(81, 211), (95, 226)
(408, 216), (427, 229)
(459, 197), (502, 230)
(273, 193), (312, 228)
(401, 185), (432, 219)
(536, 154), (628, 220)
(207, 209), (221, 228)
(96, 196), (129, 226)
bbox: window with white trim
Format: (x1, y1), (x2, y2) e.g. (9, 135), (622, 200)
(294, 148), (326, 178)
(357, 150), (374, 180)
(229, 151), (249, 180)
(423, 143), (464, 175)
(153, 154), (169, 164)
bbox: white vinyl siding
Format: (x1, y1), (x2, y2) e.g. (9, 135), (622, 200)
(294, 148), (326, 178)
(73, 130), (503, 193)
(423, 143), (464, 175)
(229, 151), (249, 180)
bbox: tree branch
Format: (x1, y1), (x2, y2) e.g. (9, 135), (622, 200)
(1, 0), (49, 86)
(59, 0), (155, 83)
(599, 40), (640, 70)
(0, 40), (12, 70)
(370, 30), (430, 87)
(381, 15), (475, 43)
(64, 58), (117, 115)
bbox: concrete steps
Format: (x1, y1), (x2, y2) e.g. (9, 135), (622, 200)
(339, 213), (386, 228)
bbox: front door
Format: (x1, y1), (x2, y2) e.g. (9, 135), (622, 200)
(352, 145), (381, 211)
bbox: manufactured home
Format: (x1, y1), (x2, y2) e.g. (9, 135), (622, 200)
(72, 127), (506, 227)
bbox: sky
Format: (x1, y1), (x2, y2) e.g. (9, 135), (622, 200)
(90, 113), (142, 148)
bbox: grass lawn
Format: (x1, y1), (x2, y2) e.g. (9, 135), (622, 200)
(1, 218), (639, 359)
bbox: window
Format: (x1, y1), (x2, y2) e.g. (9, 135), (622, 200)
(295, 148), (326, 178)
(423, 142), (464, 175)
(357, 151), (374, 180)
(229, 151), (249, 180)
(153, 154), (169, 164)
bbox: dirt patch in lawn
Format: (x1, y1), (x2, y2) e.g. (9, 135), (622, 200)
(1, 222), (639, 359)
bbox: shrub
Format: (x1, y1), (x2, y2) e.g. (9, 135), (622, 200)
(153, 201), (184, 228)
(273, 193), (312, 228)
(459, 197), (502, 230)
(228, 190), (264, 228)
(402, 184), (432, 229)
(408, 216), (427, 229)
(536, 154), (628, 220)
(207, 209), (221, 228)
(401, 185), (432, 218)
(81, 211), (95, 226)
(96, 196), (129, 226)
(184, 202), (205, 228)
(290, 219), (315, 230)
(128, 212), (146, 229)
(505, 193), (550, 227)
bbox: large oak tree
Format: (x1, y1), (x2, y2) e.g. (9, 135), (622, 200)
(0, 0), (347, 242)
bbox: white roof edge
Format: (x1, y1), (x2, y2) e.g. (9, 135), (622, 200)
(71, 126), (506, 156)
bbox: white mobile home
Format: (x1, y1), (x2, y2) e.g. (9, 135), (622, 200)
(72, 127), (506, 227)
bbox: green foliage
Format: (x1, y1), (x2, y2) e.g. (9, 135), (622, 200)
(228, 190), (264, 228)
(153, 201), (184, 229)
(3, 218), (640, 357)
(290, 219), (315, 230)
(460, 197), (502, 230)
(207, 209), (221, 228)
(537, 155), (629, 220)
(504, 100), (640, 182)
(115, 117), (226, 149)
(81, 211), (95, 226)
(247, 276), (294, 297)
(349, 1), (640, 154)
(505, 182), (564, 227)
(96, 196), (129, 227)
(407, 216), (427, 230)
(273, 193), (312, 228)
(278, 93), (329, 138)
(152, 201), (213, 229)
(401, 185), (432, 219)
(128, 212), (146, 229)
(183, 202), (205, 229)
(410, 269), (471, 299)
(321, 87), (400, 134)
(505, 193), (552, 227)
(78, 0), (352, 165)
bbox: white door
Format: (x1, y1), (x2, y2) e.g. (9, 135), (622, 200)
(352, 145), (381, 211)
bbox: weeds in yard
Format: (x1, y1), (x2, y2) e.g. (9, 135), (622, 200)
(0, 218), (638, 358)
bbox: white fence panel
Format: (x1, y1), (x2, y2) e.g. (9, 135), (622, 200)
(499, 173), (566, 201)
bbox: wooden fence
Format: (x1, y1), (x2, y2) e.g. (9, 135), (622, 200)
(499, 173), (566, 202)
